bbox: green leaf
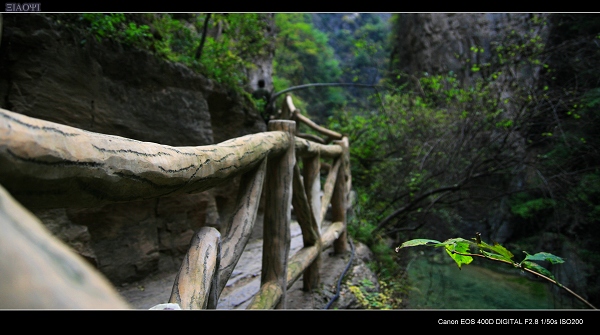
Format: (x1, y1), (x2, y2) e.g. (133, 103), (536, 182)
(481, 250), (513, 263)
(445, 249), (473, 269)
(522, 260), (556, 281)
(396, 239), (441, 250)
(441, 237), (472, 248)
(523, 251), (565, 264)
(442, 238), (473, 269)
(478, 241), (514, 261)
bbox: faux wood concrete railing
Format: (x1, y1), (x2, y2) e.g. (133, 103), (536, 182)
(0, 100), (350, 309)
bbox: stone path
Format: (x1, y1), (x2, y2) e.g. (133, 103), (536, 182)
(117, 220), (356, 310)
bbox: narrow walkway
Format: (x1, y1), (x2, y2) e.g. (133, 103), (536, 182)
(118, 220), (351, 309)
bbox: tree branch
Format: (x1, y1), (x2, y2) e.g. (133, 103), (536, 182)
(195, 14), (211, 60)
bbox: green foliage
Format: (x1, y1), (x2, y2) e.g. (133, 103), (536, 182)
(273, 14), (345, 121)
(510, 193), (556, 219)
(340, 14), (391, 105)
(328, 16), (600, 308)
(571, 172), (600, 221)
(328, 65), (527, 236)
(152, 14), (272, 89)
(76, 13), (274, 92)
(80, 13), (152, 48)
(397, 235), (565, 283)
(523, 251), (565, 264)
(348, 279), (403, 309)
(395, 235), (600, 310)
(330, 16), (600, 282)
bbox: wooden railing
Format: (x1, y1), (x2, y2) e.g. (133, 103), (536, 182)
(0, 94), (351, 309)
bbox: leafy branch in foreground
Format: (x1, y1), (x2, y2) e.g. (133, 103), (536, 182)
(396, 234), (597, 309)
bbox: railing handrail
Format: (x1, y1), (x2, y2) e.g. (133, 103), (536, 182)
(0, 108), (291, 209)
(0, 96), (351, 309)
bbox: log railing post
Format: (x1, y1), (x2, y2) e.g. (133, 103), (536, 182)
(302, 154), (322, 284)
(303, 154), (322, 232)
(0, 184), (131, 309)
(280, 94), (294, 120)
(331, 137), (350, 254)
(168, 226), (221, 309)
(259, 120), (296, 309)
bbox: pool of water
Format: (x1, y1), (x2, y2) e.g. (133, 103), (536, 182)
(404, 252), (581, 309)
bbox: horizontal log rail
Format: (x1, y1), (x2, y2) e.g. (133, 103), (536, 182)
(282, 94), (343, 144)
(0, 108), (290, 209)
(0, 100), (351, 309)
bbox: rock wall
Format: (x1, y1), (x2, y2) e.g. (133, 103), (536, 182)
(391, 13), (542, 81)
(0, 14), (269, 285)
(247, 14), (276, 100)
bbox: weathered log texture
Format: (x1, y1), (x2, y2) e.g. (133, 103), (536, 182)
(280, 94), (295, 120)
(295, 136), (343, 158)
(339, 136), (352, 205)
(303, 154), (322, 232)
(170, 160), (267, 310)
(0, 108), (289, 209)
(302, 154), (322, 291)
(252, 220), (345, 309)
(286, 220), (345, 290)
(320, 158), (342, 225)
(246, 281), (283, 309)
(259, 120), (296, 309)
(0, 104), (352, 309)
(0, 183), (131, 309)
(169, 227), (221, 310)
(218, 159), (267, 294)
(286, 244), (320, 288)
(320, 221), (346, 248)
(292, 109), (343, 142)
(297, 132), (326, 144)
(291, 164), (321, 291)
(292, 164), (320, 248)
(332, 139), (349, 254)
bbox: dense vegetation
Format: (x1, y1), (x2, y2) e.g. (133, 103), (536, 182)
(325, 13), (600, 308)
(271, 13), (344, 122)
(272, 14), (390, 123)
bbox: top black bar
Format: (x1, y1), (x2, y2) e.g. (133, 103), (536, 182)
(3, 3), (576, 13)
(0, 3), (405, 13)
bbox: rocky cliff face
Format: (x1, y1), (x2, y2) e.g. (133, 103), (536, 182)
(391, 14), (540, 79)
(0, 14), (269, 285)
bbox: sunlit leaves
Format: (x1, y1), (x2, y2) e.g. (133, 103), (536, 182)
(81, 13), (152, 47)
(442, 238), (474, 269)
(397, 237), (474, 269)
(87, 13), (275, 90)
(475, 240), (515, 264)
(397, 235), (564, 279)
(396, 239), (441, 250)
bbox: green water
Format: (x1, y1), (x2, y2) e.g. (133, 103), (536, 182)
(405, 252), (579, 309)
